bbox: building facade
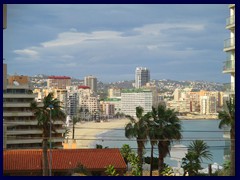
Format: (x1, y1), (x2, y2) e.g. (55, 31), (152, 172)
(47, 76), (71, 89)
(135, 67), (150, 88)
(223, 4), (235, 97)
(3, 76), (65, 149)
(84, 75), (97, 94)
(121, 89), (152, 117)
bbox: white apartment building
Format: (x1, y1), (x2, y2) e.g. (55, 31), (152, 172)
(135, 67), (150, 88)
(66, 86), (79, 118)
(121, 89), (152, 117)
(223, 4), (235, 97)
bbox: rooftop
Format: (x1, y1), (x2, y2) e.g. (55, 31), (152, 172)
(4, 148), (126, 172)
(48, 76), (71, 79)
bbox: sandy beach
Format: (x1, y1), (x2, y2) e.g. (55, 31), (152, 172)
(64, 118), (130, 149)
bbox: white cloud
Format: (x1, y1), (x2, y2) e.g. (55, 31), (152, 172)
(134, 23), (205, 36)
(41, 30), (123, 48)
(13, 48), (38, 58)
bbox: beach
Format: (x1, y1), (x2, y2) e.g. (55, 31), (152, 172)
(64, 118), (130, 149)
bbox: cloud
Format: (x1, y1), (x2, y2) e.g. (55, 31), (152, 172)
(41, 30), (123, 48)
(13, 48), (38, 58)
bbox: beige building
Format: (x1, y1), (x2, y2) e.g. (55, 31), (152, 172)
(84, 75), (97, 94)
(108, 87), (121, 98)
(47, 76), (71, 89)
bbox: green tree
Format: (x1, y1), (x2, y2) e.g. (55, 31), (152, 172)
(151, 105), (182, 176)
(125, 106), (149, 175)
(127, 151), (142, 176)
(182, 140), (212, 176)
(105, 165), (119, 176)
(30, 93), (66, 176)
(182, 151), (201, 176)
(120, 144), (132, 166)
(188, 140), (213, 162)
(218, 98), (235, 176)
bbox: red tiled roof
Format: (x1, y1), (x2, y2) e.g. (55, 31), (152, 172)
(4, 149), (126, 172)
(48, 76), (71, 79)
(78, 85), (90, 89)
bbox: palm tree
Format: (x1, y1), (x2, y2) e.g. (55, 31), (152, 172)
(182, 140), (212, 176)
(151, 105), (182, 176)
(125, 106), (149, 175)
(188, 140), (213, 163)
(181, 151), (201, 176)
(146, 114), (158, 176)
(218, 98), (235, 176)
(72, 116), (79, 140)
(31, 93), (66, 176)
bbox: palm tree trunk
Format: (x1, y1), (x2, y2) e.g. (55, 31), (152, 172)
(230, 129), (235, 176)
(42, 138), (49, 176)
(72, 123), (75, 140)
(137, 140), (143, 176)
(150, 143), (154, 176)
(158, 144), (164, 176)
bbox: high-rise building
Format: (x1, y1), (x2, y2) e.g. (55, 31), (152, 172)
(47, 76), (71, 89)
(84, 75), (97, 94)
(135, 67), (150, 88)
(3, 76), (65, 149)
(223, 4), (235, 97)
(121, 89), (152, 117)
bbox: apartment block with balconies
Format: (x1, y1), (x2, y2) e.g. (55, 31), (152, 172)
(3, 82), (65, 149)
(223, 4), (235, 96)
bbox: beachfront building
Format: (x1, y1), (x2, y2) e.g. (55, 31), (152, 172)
(78, 86), (99, 119)
(108, 87), (121, 98)
(47, 76), (71, 89)
(200, 95), (217, 115)
(3, 75), (65, 149)
(142, 82), (159, 108)
(33, 88), (68, 114)
(121, 89), (152, 117)
(223, 4), (235, 98)
(66, 86), (79, 118)
(102, 98), (122, 114)
(84, 75), (97, 94)
(100, 102), (115, 117)
(135, 67), (150, 88)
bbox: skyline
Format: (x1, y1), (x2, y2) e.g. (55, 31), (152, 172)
(3, 4), (230, 83)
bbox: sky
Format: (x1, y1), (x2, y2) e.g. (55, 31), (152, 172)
(3, 4), (230, 83)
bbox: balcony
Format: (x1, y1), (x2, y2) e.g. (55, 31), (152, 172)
(7, 129), (42, 135)
(224, 38), (235, 51)
(4, 120), (38, 125)
(223, 83), (235, 94)
(3, 111), (34, 117)
(3, 93), (36, 99)
(226, 15), (235, 29)
(223, 60), (235, 73)
(3, 102), (31, 108)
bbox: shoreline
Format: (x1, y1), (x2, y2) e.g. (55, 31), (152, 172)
(64, 116), (219, 149)
(64, 118), (130, 149)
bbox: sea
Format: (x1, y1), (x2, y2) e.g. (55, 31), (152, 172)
(91, 119), (230, 168)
